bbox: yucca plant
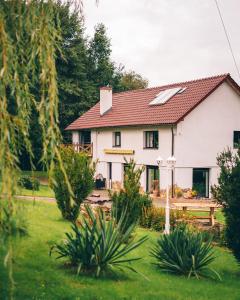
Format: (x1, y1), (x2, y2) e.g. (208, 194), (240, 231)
(151, 224), (221, 280)
(51, 205), (147, 277)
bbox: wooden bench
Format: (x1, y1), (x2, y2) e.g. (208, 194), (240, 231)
(173, 203), (219, 226)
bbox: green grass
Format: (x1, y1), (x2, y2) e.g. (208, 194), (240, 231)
(17, 184), (54, 198)
(0, 182), (54, 198)
(0, 170), (54, 198)
(0, 201), (240, 300)
(187, 209), (225, 224)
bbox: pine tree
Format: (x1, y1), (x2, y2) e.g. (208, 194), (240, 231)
(87, 23), (118, 94)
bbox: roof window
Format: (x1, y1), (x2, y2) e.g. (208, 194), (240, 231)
(149, 87), (186, 106)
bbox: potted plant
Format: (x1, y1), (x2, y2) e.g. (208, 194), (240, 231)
(152, 180), (159, 197)
(191, 190), (198, 198)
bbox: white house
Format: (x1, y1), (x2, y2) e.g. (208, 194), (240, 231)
(66, 74), (240, 198)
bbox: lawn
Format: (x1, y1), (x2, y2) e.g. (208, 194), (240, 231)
(19, 171), (54, 197)
(0, 171), (54, 198)
(187, 209), (225, 224)
(17, 184), (54, 198)
(0, 200), (239, 300)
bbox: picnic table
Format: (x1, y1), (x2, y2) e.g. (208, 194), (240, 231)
(172, 202), (220, 226)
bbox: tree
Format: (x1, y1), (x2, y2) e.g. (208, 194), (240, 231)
(111, 159), (152, 234)
(52, 147), (95, 221)
(118, 70), (148, 92)
(55, 1), (95, 142)
(87, 23), (117, 92)
(212, 148), (240, 262)
(19, 107), (43, 170)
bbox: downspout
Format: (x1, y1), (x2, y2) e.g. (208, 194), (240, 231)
(171, 125), (175, 198)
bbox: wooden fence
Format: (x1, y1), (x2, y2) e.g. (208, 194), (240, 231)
(62, 143), (93, 156)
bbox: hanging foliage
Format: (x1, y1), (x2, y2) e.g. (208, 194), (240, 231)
(0, 0), (75, 214)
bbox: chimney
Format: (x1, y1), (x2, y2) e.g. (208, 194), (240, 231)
(100, 86), (112, 116)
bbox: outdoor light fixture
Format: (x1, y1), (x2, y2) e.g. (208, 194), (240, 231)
(157, 155), (176, 235)
(167, 156), (176, 168)
(156, 156), (164, 167)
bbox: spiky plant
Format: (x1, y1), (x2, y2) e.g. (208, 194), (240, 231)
(151, 224), (221, 280)
(51, 205), (147, 277)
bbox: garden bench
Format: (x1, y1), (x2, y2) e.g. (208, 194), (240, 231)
(173, 202), (220, 226)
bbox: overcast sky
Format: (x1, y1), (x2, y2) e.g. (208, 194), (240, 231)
(83, 0), (240, 87)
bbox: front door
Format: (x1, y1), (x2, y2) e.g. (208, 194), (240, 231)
(192, 168), (209, 198)
(146, 166), (159, 193)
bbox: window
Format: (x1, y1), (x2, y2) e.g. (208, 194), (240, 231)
(80, 131), (91, 144)
(108, 162), (112, 189)
(113, 132), (121, 147)
(149, 87), (186, 106)
(146, 166), (159, 193)
(193, 168), (209, 198)
(234, 131), (240, 148)
(144, 131), (158, 149)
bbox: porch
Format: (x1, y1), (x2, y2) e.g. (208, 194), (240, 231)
(62, 143), (93, 156)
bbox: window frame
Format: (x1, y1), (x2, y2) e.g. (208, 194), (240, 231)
(233, 131), (240, 149)
(113, 131), (121, 147)
(144, 131), (159, 149)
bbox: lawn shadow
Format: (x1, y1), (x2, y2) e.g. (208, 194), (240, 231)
(53, 261), (141, 283)
(219, 267), (240, 279)
(151, 263), (223, 283)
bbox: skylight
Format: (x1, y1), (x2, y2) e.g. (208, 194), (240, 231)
(149, 87), (186, 106)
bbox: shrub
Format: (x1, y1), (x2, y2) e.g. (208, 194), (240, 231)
(0, 201), (28, 236)
(175, 186), (183, 198)
(111, 159), (152, 233)
(51, 205), (147, 277)
(139, 207), (186, 232)
(18, 175), (40, 191)
(151, 224), (220, 280)
(212, 148), (240, 262)
(51, 147), (95, 221)
(197, 223), (227, 245)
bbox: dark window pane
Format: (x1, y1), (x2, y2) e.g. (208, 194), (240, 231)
(145, 131), (158, 148)
(113, 132), (121, 147)
(153, 131), (158, 148)
(80, 131), (91, 144)
(234, 131), (240, 148)
(192, 168), (209, 198)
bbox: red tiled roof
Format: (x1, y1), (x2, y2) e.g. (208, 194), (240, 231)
(66, 74), (237, 130)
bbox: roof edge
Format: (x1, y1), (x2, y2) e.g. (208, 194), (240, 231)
(103, 73), (231, 97)
(66, 122), (176, 131)
(175, 74), (237, 123)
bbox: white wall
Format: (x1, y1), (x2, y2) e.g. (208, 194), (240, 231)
(94, 126), (172, 165)
(90, 126), (172, 190)
(174, 168), (193, 189)
(112, 162), (123, 182)
(175, 81), (240, 188)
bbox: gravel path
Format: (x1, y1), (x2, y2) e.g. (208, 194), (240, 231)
(15, 195), (55, 203)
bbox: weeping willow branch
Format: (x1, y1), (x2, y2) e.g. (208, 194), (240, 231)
(0, 0), (77, 211)
(0, 1), (83, 298)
